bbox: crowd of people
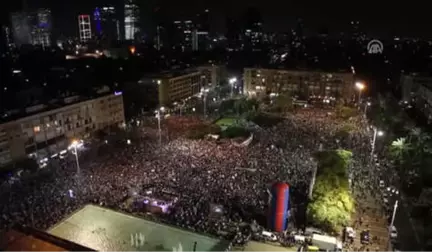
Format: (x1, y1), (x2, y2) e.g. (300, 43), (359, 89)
(0, 108), (394, 250)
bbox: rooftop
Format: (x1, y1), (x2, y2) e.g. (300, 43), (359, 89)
(48, 204), (229, 251)
(0, 226), (94, 251)
(145, 68), (201, 79)
(0, 89), (120, 125)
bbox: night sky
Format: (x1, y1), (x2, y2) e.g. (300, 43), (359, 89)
(1, 0), (430, 38)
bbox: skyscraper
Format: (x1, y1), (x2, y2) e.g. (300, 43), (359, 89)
(124, 0), (140, 40)
(31, 8), (52, 47)
(94, 6), (120, 41)
(243, 7), (263, 49)
(172, 20), (194, 51)
(78, 15), (92, 42)
(10, 8), (52, 47)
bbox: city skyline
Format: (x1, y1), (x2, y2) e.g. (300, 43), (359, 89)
(1, 0), (431, 38)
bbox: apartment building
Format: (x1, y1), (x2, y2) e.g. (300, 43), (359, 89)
(197, 65), (227, 87)
(243, 68), (355, 100)
(0, 92), (125, 166)
(137, 69), (201, 108)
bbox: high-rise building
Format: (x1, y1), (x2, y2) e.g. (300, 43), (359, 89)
(124, 0), (140, 40)
(10, 8), (52, 47)
(1, 26), (12, 51)
(78, 15), (92, 42)
(226, 17), (241, 49)
(11, 12), (31, 46)
(172, 20), (194, 51)
(94, 6), (120, 41)
(31, 8), (52, 47)
(94, 8), (102, 35)
(243, 8), (263, 49)
(196, 9), (210, 32)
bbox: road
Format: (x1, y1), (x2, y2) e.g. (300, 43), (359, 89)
(391, 193), (422, 250)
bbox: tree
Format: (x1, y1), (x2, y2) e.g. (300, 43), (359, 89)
(233, 98), (258, 116)
(390, 138), (411, 162)
(307, 150), (354, 233)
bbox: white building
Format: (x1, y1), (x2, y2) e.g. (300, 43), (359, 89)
(0, 92), (125, 167)
(124, 0), (140, 40)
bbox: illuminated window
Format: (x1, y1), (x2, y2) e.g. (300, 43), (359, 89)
(33, 126), (41, 133)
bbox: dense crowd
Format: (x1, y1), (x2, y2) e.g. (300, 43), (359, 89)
(0, 108), (392, 250)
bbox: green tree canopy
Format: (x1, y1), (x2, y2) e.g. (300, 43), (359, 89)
(307, 150), (354, 233)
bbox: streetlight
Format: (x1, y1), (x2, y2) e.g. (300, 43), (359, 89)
(389, 200), (399, 234)
(155, 107), (165, 146)
(201, 88), (209, 117)
(371, 127), (384, 161)
(355, 82), (366, 104)
(229, 77), (237, 97)
(364, 101), (371, 115)
(68, 139), (82, 175)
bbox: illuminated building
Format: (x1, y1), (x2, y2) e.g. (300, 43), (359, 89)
(172, 20), (194, 51)
(124, 0), (140, 40)
(94, 6), (120, 40)
(94, 8), (102, 35)
(243, 8), (263, 49)
(243, 68), (354, 99)
(137, 69), (201, 108)
(196, 65), (227, 87)
(0, 93), (125, 167)
(78, 15), (92, 42)
(31, 8), (52, 47)
(10, 8), (52, 47)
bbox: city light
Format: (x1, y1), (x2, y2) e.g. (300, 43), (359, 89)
(355, 82), (365, 90)
(129, 46), (136, 54)
(229, 77), (237, 84)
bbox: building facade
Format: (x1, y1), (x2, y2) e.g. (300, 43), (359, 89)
(0, 93), (125, 166)
(243, 68), (354, 100)
(137, 70), (201, 108)
(197, 65), (227, 88)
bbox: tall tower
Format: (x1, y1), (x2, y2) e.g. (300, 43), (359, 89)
(124, 0), (140, 40)
(31, 8), (52, 47)
(78, 15), (92, 42)
(94, 8), (102, 35)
